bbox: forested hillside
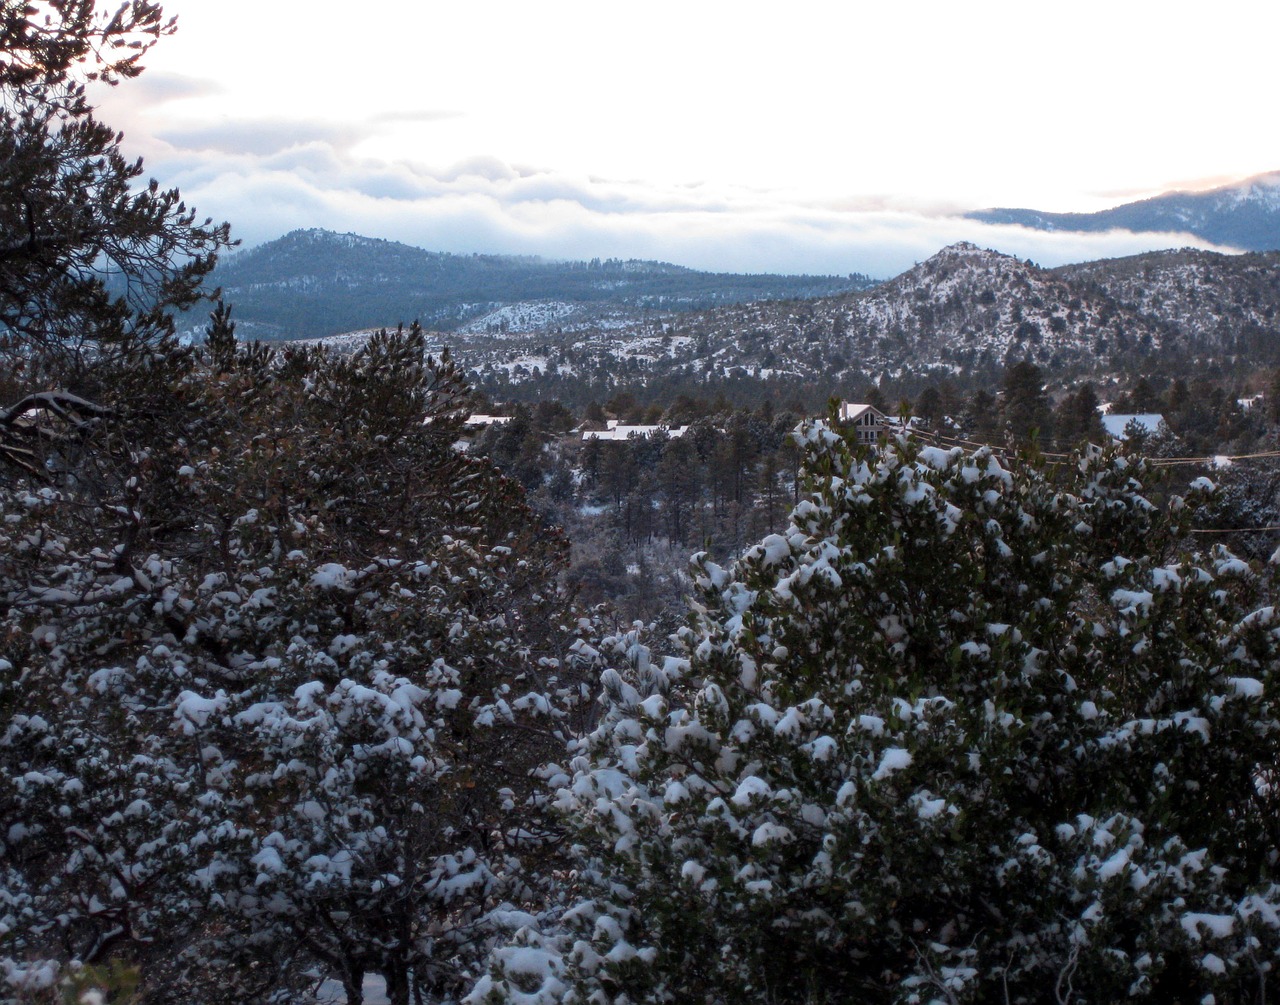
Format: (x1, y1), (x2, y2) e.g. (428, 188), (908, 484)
(1055, 247), (1280, 360)
(204, 229), (876, 339)
(428, 242), (1280, 412)
(7, 5), (1280, 1005)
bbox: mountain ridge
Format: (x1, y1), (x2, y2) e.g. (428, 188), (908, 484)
(966, 171), (1280, 251)
(204, 228), (878, 339)
(422, 240), (1280, 408)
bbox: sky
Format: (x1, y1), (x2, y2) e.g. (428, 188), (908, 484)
(94, 0), (1280, 278)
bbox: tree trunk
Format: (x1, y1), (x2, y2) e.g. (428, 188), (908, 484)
(383, 964), (411, 1005)
(341, 965), (364, 1005)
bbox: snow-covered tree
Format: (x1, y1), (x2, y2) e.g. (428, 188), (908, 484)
(0, 0), (229, 372)
(473, 424), (1280, 1005)
(1, 324), (600, 1003)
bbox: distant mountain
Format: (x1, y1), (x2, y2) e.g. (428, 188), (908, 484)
(967, 171), (1280, 251)
(393, 241), (1280, 406)
(203, 229), (878, 339)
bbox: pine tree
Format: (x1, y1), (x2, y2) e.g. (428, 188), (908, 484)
(1, 327), (601, 1003)
(0, 0), (230, 372)
(1000, 359), (1053, 444)
(1054, 381), (1105, 447)
(0, 0), (230, 490)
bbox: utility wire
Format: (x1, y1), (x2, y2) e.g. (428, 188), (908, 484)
(908, 426), (1280, 469)
(890, 428), (1280, 540)
(1188, 526), (1280, 535)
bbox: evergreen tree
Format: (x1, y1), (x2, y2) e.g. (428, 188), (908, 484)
(474, 425), (1280, 1005)
(1054, 381), (1105, 447)
(1126, 376), (1164, 413)
(913, 384), (943, 427)
(963, 388), (1000, 443)
(1000, 359), (1053, 444)
(1, 327), (600, 1003)
(655, 436), (701, 546)
(0, 0), (230, 488)
(0, 0), (229, 372)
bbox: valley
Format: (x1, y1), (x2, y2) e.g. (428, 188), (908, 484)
(210, 235), (1280, 631)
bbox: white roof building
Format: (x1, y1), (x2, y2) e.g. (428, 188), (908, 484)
(582, 420), (688, 442)
(837, 402), (886, 445)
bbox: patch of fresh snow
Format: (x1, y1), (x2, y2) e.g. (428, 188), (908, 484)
(871, 747), (912, 781)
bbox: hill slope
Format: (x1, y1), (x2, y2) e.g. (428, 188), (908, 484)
(1054, 247), (1280, 358)
(205, 229), (878, 339)
(429, 242), (1280, 406)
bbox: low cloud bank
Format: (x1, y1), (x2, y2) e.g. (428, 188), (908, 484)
(110, 83), (1229, 278)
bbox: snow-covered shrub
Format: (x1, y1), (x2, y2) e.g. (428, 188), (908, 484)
(474, 425), (1280, 1004)
(0, 326), (600, 1004)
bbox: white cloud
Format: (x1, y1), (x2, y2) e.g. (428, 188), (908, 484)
(151, 136), (1227, 278)
(93, 20), (1254, 282)
(104, 1), (1280, 213)
(156, 120), (367, 157)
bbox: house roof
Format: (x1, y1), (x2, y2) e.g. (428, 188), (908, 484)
(838, 402), (885, 423)
(582, 425), (688, 441)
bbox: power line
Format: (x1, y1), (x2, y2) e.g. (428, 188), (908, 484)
(1149, 450), (1280, 467)
(897, 429), (1280, 537)
(1188, 526), (1280, 535)
(909, 427), (1280, 469)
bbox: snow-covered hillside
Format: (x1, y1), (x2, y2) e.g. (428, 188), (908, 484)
(301, 242), (1280, 403)
(205, 229), (877, 339)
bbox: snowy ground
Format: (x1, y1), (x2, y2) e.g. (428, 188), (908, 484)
(315, 974), (389, 1004)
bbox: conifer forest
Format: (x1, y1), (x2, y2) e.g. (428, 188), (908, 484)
(5, 5), (1280, 1005)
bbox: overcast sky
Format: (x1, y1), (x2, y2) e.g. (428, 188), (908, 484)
(95, 0), (1280, 277)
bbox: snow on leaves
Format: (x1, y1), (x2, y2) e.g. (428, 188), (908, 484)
(0, 328), (600, 1004)
(475, 424), (1280, 1005)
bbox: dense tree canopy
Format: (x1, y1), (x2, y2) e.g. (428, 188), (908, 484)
(0, 323), (601, 1003)
(473, 424), (1280, 1005)
(9, 7), (1280, 1005)
(0, 9), (598, 1001)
